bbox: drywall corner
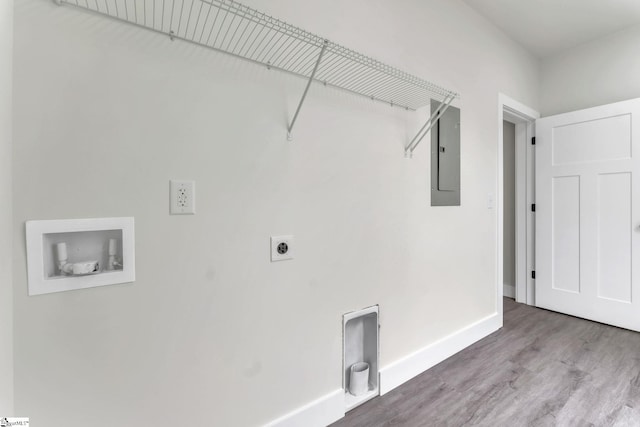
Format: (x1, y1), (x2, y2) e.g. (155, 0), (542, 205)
(0, 0), (14, 415)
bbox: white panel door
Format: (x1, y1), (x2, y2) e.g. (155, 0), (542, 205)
(536, 98), (640, 331)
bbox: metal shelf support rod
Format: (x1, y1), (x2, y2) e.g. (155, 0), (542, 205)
(405, 93), (455, 157)
(287, 40), (329, 140)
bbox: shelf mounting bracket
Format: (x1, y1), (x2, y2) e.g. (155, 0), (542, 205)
(405, 93), (456, 158)
(287, 40), (329, 141)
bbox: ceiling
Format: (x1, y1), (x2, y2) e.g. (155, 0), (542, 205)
(461, 0), (640, 58)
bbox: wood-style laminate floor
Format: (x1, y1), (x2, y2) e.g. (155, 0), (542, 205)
(331, 298), (640, 427)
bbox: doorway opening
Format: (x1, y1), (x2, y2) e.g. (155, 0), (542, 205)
(498, 95), (539, 317)
(503, 120), (517, 300)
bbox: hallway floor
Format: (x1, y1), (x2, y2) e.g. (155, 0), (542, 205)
(331, 298), (640, 426)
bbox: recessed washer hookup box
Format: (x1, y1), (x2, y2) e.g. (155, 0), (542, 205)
(26, 217), (135, 296)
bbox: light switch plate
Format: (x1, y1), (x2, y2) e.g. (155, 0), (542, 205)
(170, 180), (196, 215)
(271, 235), (294, 262)
(487, 192), (495, 209)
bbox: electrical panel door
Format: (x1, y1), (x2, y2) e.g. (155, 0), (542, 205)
(431, 100), (461, 206)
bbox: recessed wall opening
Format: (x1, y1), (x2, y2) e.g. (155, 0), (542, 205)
(503, 120), (516, 299)
(25, 217), (136, 296)
(43, 229), (123, 279)
(343, 305), (379, 411)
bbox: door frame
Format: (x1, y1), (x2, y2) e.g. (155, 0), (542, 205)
(498, 94), (539, 311)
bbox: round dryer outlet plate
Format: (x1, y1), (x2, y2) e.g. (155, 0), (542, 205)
(271, 235), (294, 262)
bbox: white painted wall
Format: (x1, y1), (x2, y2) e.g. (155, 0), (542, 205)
(541, 24), (640, 116)
(13, 0), (538, 426)
(0, 0), (13, 416)
(502, 121), (515, 295)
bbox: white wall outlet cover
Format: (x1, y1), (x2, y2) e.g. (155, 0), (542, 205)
(271, 235), (294, 262)
(170, 180), (196, 215)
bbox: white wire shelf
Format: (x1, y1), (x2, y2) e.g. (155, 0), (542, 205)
(55, 0), (460, 154)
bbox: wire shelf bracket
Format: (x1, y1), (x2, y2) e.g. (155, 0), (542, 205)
(404, 93), (456, 158)
(287, 40), (328, 141)
(54, 0), (460, 155)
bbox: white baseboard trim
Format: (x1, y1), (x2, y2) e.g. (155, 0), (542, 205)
(503, 283), (515, 299)
(379, 313), (501, 395)
(265, 389), (344, 427)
